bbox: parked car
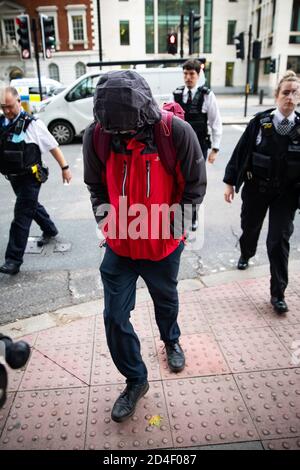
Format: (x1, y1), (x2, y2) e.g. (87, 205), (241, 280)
(36, 68), (206, 145)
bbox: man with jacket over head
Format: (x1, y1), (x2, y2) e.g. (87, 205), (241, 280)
(83, 70), (206, 423)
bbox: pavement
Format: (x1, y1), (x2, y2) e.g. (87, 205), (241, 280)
(1, 93), (300, 452)
(0, 261), (300, 451)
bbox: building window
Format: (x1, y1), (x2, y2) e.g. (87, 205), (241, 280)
(204, 0), (213, 53)
(120, 20), (130, 45)
(158, 0), (199, 54)
(65, 5), (88, 50)
(49, 63), (60, 81)
(225, 62), (234, 86)
(264, 58), (271, 75)
(145, 0), (154, 53)
(72, 15), (84, 41)
(271, 0), (276, 33)
(227, 20), (236, 44)
(3, 18), (16, 42)
(75, 61), (86, 78)
(290, 0), (300, 43)
(287, 55), (300, 73)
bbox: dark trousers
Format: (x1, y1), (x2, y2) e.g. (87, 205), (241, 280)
(100, 242), (184, 384)
(240, 180), (298, 298)
(5, 175), (57, 266)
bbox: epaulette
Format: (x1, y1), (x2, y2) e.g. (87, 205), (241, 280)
(198, 86), (211, 95)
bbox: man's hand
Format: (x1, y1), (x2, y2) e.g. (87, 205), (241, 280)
(224, 184), (234, 203)
(207, 149), (218, 164)
(62, 168), (72, 184)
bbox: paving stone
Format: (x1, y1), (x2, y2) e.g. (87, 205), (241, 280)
(272, 324), (300, 367)
(263, 437), (300, 450)
(0, 393), (15, 436)
(91, 338), (161, 386)
(164, 375), (258, 447)
(85, 382), (172, 450)
(35, 316), (95, 348)
(215, 327), (291, 373)
(156, 334), (229, 379)
(0, 388), (88, 449)
(235, 369), (300, 439)
(19, 350), (88, 390)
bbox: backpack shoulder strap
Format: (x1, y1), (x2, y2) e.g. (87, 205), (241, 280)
(154, 111), (177, 175)
(92, 122), (111, 165)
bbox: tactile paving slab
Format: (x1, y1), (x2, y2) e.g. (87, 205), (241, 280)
(7, 366), (27, 392)
(35, 316), (95, 348)
(91, 337), (161, 386)
(95, 303), (153, 343)
(235, 369), (300, 440)
(156, 334), (229, 379)
(202, 298), (268, 333)
(149, 302), (211, 337)
(289, 272), (300, 297)
(0, 393), (15, 436)
(263, 437), (300, 450)
(0, 388), (88, 449)
(35, 342), (93, 384)
(85, 382), (172, 450)
(272, 324), (300, 366)
(19, 349), (88, 390)
(215, 327), (292, 373)
(164, 375), (258, 447)
(198, 283), (246, 301)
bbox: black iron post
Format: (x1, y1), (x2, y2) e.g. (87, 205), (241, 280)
(96, 0), (103, 69)
(244, 24), (252, 118)
(180, 14), (184, 58)
(31, 18), (43, 102)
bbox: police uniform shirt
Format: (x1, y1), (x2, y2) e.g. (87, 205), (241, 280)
(4, 112), (58, 154)
(256, 109), (297, 145)
(182, 85), (223, 150)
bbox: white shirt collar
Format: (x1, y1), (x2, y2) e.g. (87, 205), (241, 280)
(273, 108), (296, 123)
(4, 112), (21, 126)
(183, 85), (198, 97)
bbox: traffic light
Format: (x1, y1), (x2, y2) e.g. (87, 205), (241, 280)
(252, 40), (261, 60)
(40, 14), (56, 59)
(16, 15), (32, 60)
(269, 58), (276, 73)
(167, 33), (177, 54)
(189, 10), (201, 55)
(234, 32), (245, 60)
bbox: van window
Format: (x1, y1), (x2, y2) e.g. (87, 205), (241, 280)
(66, 75), (100, 102)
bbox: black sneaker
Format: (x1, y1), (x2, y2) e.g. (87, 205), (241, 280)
(237, 256), (249, 270)
(271, 297), (288, 314)
(165, 341), (185, 373)
(111, 381), (149, 423)
(37, 231), (58, 247)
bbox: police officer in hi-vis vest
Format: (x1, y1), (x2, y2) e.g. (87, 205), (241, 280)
(173, 59), (222, 164)
(224, 71), (300, 314)
(0, 87), (72, 275)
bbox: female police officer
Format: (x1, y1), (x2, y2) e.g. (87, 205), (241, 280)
(223, 71), (300, 314)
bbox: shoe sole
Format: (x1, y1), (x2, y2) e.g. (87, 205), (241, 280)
(168, 363), (185, 373)
(111, 382), (150, 423)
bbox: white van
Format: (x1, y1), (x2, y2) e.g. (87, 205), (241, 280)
(36, 68), (205, 145)
(10, 77), (63, 113)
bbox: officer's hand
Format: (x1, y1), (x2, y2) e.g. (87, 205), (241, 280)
(62, 168), (72, 184)
(224, 184), (234, 203)
(208, 150), (218, 164)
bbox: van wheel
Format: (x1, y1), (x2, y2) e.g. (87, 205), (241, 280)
(48, 120), (75, 145)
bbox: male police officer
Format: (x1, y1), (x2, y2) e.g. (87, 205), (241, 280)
(173, 59), (222, 164)
(0, 86), (72, 274)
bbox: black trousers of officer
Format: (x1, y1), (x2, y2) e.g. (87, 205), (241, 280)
(240, 179), (298, 298)
(100, 242), (184, 384)
(5, 175), (58, 266)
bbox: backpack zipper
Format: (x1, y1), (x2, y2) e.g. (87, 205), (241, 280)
(146, 160), (150, 198)
(122, 161), (127, 196)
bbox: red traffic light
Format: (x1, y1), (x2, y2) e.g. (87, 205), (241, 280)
(16, 15), (31, 60)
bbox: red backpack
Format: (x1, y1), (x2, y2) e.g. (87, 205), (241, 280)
(93, 102), (185, 176)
